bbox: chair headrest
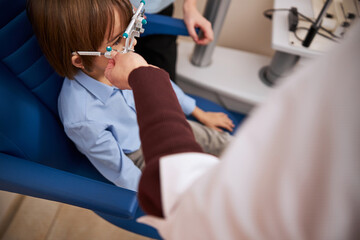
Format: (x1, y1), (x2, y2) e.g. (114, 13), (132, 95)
(0, 0), (63, 116)
(0, 0), (109, 183)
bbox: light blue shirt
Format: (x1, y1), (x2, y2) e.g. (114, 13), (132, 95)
(130, 0), (174, 14)
(58, 71), (195, 191)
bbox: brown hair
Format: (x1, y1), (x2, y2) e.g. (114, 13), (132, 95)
(26, 0), (133, 79)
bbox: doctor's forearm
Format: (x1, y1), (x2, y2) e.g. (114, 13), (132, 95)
(129, 67), (203, 217)
(183, 0), (197, 11)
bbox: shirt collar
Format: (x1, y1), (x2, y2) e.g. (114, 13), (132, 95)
(74, 71), (118, 104)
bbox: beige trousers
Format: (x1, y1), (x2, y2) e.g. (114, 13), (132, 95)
(126, 120), (233, 170)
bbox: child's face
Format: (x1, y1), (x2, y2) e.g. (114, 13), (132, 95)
(87, 9), (135, 84)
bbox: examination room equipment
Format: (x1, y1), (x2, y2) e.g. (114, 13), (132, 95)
(257, 0), (358, 86)
(176, 0), (358, 105)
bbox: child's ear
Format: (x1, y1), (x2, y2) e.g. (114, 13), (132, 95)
(71, 55), (85, 69)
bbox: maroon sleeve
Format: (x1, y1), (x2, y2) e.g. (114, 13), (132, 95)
(129, 66), (203, 217)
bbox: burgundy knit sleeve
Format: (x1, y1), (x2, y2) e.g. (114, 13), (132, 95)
(129, 66), (203, 217)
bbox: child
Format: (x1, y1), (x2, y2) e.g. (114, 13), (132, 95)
(26, 0), (234, 191)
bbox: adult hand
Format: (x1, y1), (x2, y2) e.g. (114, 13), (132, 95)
(105, 51), (148, 89)
(183, 1), (214, 45)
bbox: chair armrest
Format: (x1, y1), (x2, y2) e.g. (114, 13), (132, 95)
(142, 14), (190, 37)
(0, 153), (138, 219)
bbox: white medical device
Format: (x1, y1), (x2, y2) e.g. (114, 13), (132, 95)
(122, 0), (147, 53)
(72, 0), (146, 58)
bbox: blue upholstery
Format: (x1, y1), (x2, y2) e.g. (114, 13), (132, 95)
(143, 14), (191, 37)
(0, 0), (244, 239)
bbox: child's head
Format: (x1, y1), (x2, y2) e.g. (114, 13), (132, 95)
(27, 0), (133, 80)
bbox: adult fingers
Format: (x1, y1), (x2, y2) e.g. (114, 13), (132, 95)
(196, 20), (214, 45)
(186, 22), (199, 43)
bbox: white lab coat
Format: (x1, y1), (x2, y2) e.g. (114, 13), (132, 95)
(138, 22), (360, 240)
